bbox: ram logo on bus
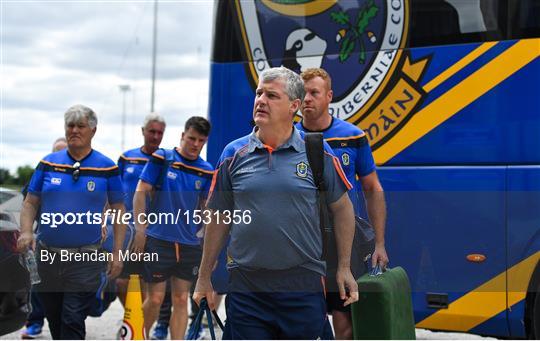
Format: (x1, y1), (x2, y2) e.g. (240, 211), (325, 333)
(235, 0), (429, 151)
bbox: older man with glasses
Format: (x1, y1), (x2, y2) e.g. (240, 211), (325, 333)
(17, 104), (127, 340)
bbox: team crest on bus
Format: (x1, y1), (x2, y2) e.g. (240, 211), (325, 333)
(296, 162), (308, 178)
(235, 0), (429, 151)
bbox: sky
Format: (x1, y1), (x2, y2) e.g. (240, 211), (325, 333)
(0, 0), (214, 173)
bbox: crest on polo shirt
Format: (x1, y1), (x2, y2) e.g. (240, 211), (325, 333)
(87, 180), (96, 192)
(195, 180), (202, 190)
(296, 161), (308, 178)
(342, 153), (350, 166)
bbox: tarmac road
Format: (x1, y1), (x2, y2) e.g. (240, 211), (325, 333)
(1, 298), (497, 340)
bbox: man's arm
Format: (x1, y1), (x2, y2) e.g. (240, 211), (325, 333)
(108, 201), (127, 278)
(329, 192), (359, 306)
(131, 179), (153, 253)
(360, 171), (389, 268)
(17, 193), (40, 252)
(193, 211), (230, 311)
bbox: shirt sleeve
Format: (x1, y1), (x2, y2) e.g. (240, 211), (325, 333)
(322, 142), (352, 204)
(355, 136), (376, 177)
(107, 168), (124, 204)
(206, 157), (234, 212)
(27, 161), (45, 196)
(139, 152), (164, 186)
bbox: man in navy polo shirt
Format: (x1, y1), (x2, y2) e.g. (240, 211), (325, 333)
(17, 104), (126, 340)
(194, 67), (359, 339)
(132, 116), (213, 340)
(297, 68), (389, 339)
(115, 113), (166, 307)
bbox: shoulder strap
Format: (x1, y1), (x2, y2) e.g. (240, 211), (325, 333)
(304, 133), (326, 190)
(155, 148), (173, 190)
(304, 132), (331, 261)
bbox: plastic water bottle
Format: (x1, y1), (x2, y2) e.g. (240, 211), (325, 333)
(24, 250), (41, 285)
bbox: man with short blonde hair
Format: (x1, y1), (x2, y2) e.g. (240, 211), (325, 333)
(297, 67), (389, 339)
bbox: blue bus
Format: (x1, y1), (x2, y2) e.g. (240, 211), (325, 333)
(207, 0), (540, 338)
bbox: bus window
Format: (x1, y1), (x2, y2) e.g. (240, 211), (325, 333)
(409, 0), (505, 47)
(508, 0), (540, 39)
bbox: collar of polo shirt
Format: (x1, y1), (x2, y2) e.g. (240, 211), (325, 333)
(247, 126), (305, 153)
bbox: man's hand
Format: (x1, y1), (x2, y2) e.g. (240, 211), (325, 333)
(17, 231), (35, 253)
(193, 276), (216, 310)
(131, 229), (146, 254)
(372, 244), (389, 269)
(107, 258), (123, 279)
(336, 266), (359, 306)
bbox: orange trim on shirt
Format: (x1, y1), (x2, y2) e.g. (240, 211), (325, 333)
(324, 133), (365, 142)
(262, 144), (274, 154)
(120, 155), (148, 162)
(80, 165), (118, 171)
(332, 156), (353, 190)
(40, 160), (71, 168)
(206, 167), (221, 206)
(172, 162), (214, 175)
(40, 160), (117, 172)
(152, 153), (165, 160)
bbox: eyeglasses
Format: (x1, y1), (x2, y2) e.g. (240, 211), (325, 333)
(72, 162), (81, 182)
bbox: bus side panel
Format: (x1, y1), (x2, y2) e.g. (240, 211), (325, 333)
(207, 62), (255, 165)
(468, 309), (510, 337)
(378, 166), (508, 336)
(386, 45), (540, 166)
(507, 166), (540, 338)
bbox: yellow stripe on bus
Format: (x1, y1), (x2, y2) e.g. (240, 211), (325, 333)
(423, 42), (498, 92)
(373, 38), (540, 165)
(416, 251), (540, 332)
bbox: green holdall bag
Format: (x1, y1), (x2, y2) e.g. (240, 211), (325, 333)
(351, 265), (416, 339)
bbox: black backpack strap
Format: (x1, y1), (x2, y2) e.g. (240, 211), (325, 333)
(149, 148), (173, 212)
(304, 133), (325, 190)
(155, 148), (173, 190)
(304, 132), (331, 261)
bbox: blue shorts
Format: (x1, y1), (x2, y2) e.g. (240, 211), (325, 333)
(142, 236), (202, 283)
(223, 267), (329, 339)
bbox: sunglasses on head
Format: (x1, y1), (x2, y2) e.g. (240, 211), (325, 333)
(72, 162), (81, 182)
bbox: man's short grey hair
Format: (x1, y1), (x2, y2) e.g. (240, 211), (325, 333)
(64, 104), (97, 129)
(260, 67), (305, 102)
(143, 112), (166, 129)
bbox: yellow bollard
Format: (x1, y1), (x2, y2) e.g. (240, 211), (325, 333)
(118, 274), (146, 340)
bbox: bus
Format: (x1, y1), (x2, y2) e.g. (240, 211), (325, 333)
(207, 0), (540, 338)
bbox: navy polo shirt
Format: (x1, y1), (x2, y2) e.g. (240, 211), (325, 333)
(139, 148), (214, 245)
(118, 147), (152, 212)
(297, 117), (376, 214)
(28, 149), (123, 248)
(207, 127), (352, 276)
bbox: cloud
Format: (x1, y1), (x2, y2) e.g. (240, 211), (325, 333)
(1, 1), (214, 173)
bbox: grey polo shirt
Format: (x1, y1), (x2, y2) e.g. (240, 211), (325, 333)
(207, 127), (352, 275)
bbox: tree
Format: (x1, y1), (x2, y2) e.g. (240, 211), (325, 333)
(15, 165), (34, 186)
(0, 168), (14, 185)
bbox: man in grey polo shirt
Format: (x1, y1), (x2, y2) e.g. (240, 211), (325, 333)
(194, 67), (358, 339)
